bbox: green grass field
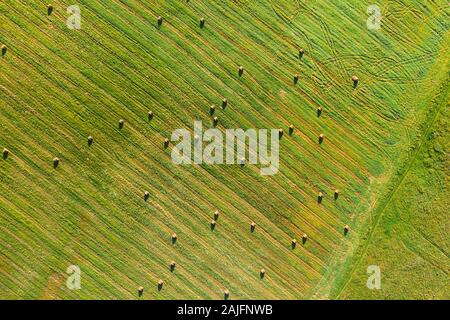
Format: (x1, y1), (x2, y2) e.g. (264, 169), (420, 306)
(0, 0), (448, 299)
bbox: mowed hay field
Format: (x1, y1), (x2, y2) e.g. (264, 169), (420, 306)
(0, 0), (448, 299)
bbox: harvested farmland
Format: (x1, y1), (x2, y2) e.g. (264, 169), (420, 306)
(0, 0), (448, 300)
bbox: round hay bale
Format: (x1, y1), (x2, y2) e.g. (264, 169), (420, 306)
(239, 156), (245, 166)
(213, 210), (219, 221)
(53, 157), (60, 169)
(200, 17), (205, 28)
(319, 133), (324, 144)
(294, 73), (299, 84)
(164, 138), (170, 148)
(352, 75), (359, 88)
(318, 191), (323, 204)
(171, 233), (177, 244)
(1, 45), (7, 57)
(138, 286), (144, 297)
(118, 119), (125, 129)
(87, 135), (93, 146)
(2, 148), (9, 160)
(210, 220), (216, 230)
(260, 269), (266, 279)
(148, 111), (154, 121)
(299, 48), (305, 58)
(144, 191), (150, 201)
(170, 261), (176, 272)
(158, 279), (164, 290)
(289, 125), (294, 136)
(238, 66), (244, 76)
(317, 106), (323, 117)
(250, 221), (256, 232)
(291, 239), (297, 249)
(224, 289), (230, 300)
(157, 15), (163, 26)
(210, 105), (216, 115)
(47, 4), (53, 16)
(279, 128), (284, 139)
(302, 233), (308, 244)
(213, 116), (219, 127)
(222, 98), (228, 109)
(344, 224), (350, 235)
(334, 189), (340, 200)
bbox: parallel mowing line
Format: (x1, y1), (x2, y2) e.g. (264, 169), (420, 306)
(1, 0), (428, 294)
(30, 3), (352, 255)
(142, 6), (370, 192)
(0, 70), (318, 298)
(7, 3), (342, 252)
(3, 8), (336, 235)
(0, 54), (334, 276)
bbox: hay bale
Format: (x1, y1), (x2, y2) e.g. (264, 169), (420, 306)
(47, 4), (53, 16)
(319, 133), (324, 144)
(170, 261), (176, 272)
(158, 279), (164, 291)
(291, 239), (297, 249)
(2, 148), (9, 160)
(344, 224), (350, 235)
(210, 220), (216, 230)
(279, 129), (284, 139)
(352, 75), (359, 88)
(224, 289), (230, 300)
(171, 233), (177, 244)
(53, 157), (60, 169)
(302, 233), (308, 244)
(213, 116), (219, 127)
(294, 73), (299, 84)
(157, 15), (163, 26)
(144, 191), (150, 201)
(214, 210), (219, 221)
(200, 17), (205, 28)
(334, 189), (340, 200)
(289, 125), (294, 136)
(250, 221), (256, 233)
(299, 48), (305, 58)
(318, 191), (323, 204)
(87, 135), (93, 146)
(138, 286), (144, 297)
(222, 98), (228, 109)
(238, 66), (244, 76)
(148, 111), (154, 121)
(260, 269), (266, 279)
(210, 105), (216, 115)
(164, 138), (170, 148)
(118, 119), (125, 129)
(317, 106), (323, 117)
(239, 156), (245, 166)
(1, 45), (7, 57)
